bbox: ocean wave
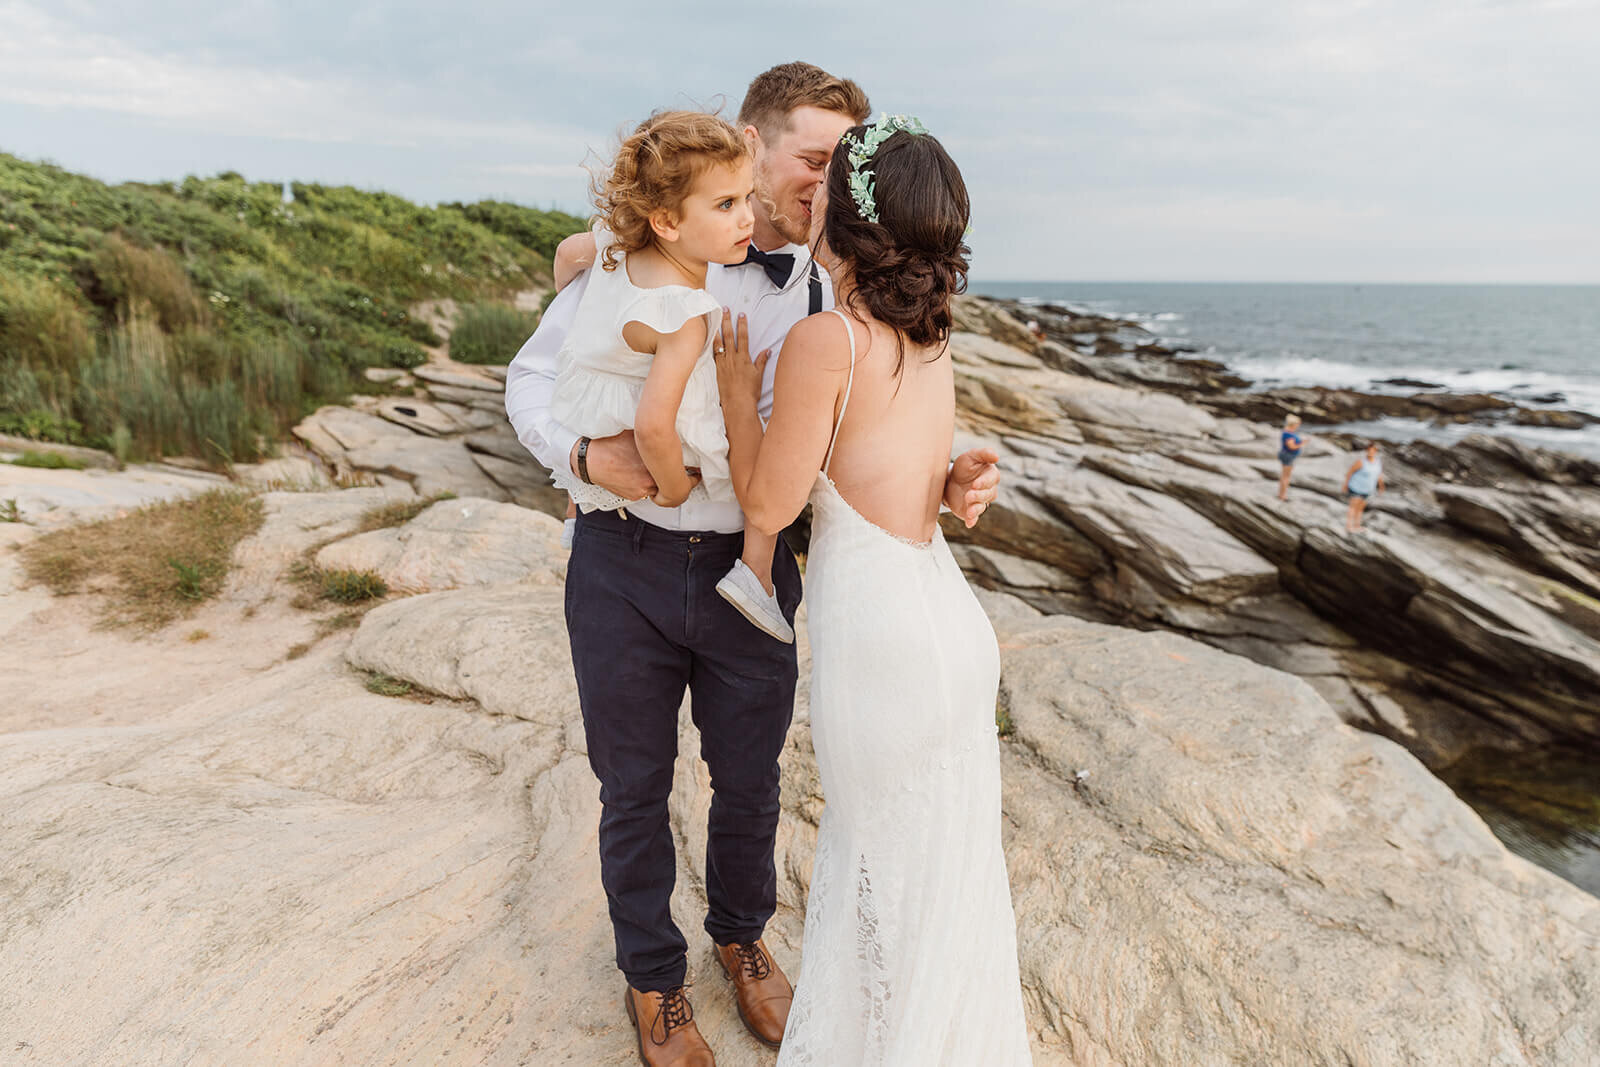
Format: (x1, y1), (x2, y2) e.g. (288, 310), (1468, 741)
(1230, 354), (1600, 415)
(1322, 416), (1600, 462)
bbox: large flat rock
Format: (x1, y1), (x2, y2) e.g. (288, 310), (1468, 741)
(316, 498), (565, 595)
(4, 581), (1594, 1064)
(1045, 467), (1280, 604)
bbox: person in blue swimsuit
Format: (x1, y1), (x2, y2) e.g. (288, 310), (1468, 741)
(1342, 441), (1386, 532)
(1276, 413), (1303, 501)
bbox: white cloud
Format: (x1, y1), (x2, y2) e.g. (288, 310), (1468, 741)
(3, 0), (1597, 280)
(0, 1), (598, 157)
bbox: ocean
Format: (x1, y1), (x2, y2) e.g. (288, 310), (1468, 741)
(968, 282), (1600, 460)
(971, 281), (1600, 897)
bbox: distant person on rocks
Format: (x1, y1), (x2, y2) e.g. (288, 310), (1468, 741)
(1342, 441), (1385, 532)
(1276, 413), (1303, 501)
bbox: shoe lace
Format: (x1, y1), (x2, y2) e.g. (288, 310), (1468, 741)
(733, 941), (772, 981)
(650, 985), (695, 1045)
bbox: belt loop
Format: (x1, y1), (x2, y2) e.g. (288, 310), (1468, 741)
(631, 517), (646, 555)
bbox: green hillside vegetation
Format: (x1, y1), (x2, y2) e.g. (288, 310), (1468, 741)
(0, 152), (585, 464)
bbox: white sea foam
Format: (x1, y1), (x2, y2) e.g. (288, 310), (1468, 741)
(1230, 354), (1600, 416)
(1323, 417), (1600, 462)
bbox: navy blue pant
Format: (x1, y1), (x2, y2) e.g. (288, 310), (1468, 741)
(565, 508), (801, 992)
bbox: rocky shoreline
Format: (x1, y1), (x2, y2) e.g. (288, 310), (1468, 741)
(5, 297), (1600, 1062)
(944, 296), (1599, 766)
(260, 301), (1600, 774)
(999, 295), (1600, 433)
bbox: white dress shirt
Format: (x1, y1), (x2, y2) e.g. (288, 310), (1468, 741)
(505, 242), (832, 533)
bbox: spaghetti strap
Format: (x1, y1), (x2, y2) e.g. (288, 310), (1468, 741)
(822, 308), (857, 476)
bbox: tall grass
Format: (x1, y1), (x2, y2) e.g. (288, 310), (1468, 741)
(0, 153), (585, 463)
(449, 302), (541, 365)
(0, 273), (97, 419)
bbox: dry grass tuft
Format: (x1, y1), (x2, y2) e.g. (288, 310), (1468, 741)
(364, 672), (415, 698)
(320, 568), (387, 603)
(317, 609), (364, 635)
(20, 488), (264, 629)
(355, 491), (454, 533)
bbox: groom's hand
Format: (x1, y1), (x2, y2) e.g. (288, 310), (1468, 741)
(944, 446), (1001, 528)
(570, 431), (657, 501)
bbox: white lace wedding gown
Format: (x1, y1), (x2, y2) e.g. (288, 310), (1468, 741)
(778, 311), (1032, 1066)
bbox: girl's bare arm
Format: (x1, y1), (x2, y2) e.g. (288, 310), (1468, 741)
(554, 233), (597, 292)
(632, 317), (709, 508)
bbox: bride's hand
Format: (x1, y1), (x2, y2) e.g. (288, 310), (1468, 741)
(714, 309), (770, 409)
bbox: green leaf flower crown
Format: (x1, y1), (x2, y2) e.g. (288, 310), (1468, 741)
(841, 113), (929, 225)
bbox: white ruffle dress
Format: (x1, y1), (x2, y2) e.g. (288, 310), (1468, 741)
(548, 233), (731, 512)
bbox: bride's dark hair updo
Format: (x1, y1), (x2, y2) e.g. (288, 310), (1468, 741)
(823, 126), (971, 371)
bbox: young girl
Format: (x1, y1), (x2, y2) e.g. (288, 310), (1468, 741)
(546, 109), (793, 643)
(1342, 440), (1385, 533)
(1277, 412), (1303, 500)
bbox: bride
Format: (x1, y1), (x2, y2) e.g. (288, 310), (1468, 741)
(714, 115), (1031, 1065)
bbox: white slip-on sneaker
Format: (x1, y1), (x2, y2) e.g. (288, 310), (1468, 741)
(716, 560), (795, 644)
(561, 517), (576, 550)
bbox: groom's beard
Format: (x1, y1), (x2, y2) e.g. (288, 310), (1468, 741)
(753, 161), (808, 247)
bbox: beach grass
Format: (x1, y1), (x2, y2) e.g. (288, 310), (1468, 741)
(9, 450), (86, 469)
(0, 153), (584, 464)
(448, 302), (542, 364)
(20, 488), (265, 628)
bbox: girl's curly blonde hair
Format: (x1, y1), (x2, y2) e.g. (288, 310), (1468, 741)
(593, 110), (751, 271)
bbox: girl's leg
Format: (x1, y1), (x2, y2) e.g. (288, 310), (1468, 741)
(716, 526), (794, 643)
(1351, 496), (1368, 531)
(1277, 466), (1292, 500)
(740, 528), (778, 595)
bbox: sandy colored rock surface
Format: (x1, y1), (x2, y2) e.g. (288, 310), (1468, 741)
(315, 498), (565, 595)
(3, 485), (1596, 1065)
(0, 461), (230, 528)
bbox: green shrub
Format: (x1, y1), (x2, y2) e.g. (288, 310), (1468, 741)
(0, 151), (582, 462)
(87, 233), (206, 330)
(0, 273), (97, 410)
(445, 200), (587, 260)
(0, 406), (82, 443)
(321, 568), (388, 602)
(10, 449), (86, 469)
(364, 672), (414, 697)
(449, 302), (539, 365)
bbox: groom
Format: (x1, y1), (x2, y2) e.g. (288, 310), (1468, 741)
(506, 62), (999, 1067)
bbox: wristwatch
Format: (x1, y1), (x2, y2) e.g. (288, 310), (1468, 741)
(576, 437), (592, 484)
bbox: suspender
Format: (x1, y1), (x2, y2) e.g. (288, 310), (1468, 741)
(808, 260), (823, 315)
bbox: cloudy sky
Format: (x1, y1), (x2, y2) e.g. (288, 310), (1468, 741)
(3, 0), (1597, 282)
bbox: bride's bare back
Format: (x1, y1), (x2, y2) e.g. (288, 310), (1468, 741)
(812, 310), (953, 545)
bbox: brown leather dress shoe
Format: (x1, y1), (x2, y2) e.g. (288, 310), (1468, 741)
(624, 984), (716, 1067)
(715, 939), (792, 1048)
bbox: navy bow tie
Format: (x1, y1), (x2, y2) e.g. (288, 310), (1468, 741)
(737, 245), (795, 288)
